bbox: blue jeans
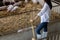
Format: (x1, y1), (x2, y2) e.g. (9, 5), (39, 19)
(36, 22), (48, 34)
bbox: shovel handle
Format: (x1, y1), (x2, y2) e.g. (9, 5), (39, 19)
(31, 22), (36, 38)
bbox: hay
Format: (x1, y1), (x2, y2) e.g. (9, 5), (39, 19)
(0, 3), (60, 36)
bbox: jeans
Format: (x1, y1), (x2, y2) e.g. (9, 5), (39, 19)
(36, 22), (48, 34)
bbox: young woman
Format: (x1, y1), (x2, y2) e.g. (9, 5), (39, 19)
(30, 0), (52, 39)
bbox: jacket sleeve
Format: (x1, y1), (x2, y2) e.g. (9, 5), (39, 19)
(37, 3), (48, 16)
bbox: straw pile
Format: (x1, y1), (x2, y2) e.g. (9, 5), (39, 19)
(0, 3), (60, 36)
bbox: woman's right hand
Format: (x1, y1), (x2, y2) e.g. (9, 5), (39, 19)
(30, 19), (33, 23)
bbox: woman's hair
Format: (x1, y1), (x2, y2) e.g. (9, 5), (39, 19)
(44, 0), (52, 9)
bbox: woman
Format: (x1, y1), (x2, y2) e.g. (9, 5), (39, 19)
(30, 0), (52, 39)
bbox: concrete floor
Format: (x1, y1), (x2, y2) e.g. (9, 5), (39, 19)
(0, 30), (32, 40)
(0, 21), (60, 40)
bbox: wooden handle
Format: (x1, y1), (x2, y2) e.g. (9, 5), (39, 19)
(31, 22), (36, 38)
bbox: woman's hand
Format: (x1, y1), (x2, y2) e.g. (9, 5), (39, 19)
(30, 16), (39, 23)
(30, 19), (33, 23)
